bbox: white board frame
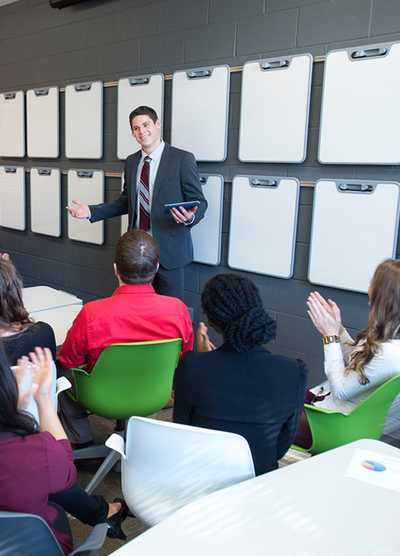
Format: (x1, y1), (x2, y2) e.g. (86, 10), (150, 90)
(171, 65), (230, 162)
(67, 169), (104, 245)
(228, 175), (300, 278)
(65, 81), (103, 159)
(239, 54), (313, 163)
(30, 168), (61, 237)
(0, 166), (25, 230)
(27, 86), (59, 158)
(0, 91), (25, 157)
(192, 174), (224, 266)
(117, 74), (164, 160)
(308, 179), (400, 293)
(318, 41), (400, 165)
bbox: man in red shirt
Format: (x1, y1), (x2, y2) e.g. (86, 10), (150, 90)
(58, 230), (193, 446)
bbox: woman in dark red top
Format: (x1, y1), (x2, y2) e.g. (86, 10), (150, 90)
(0, 346), (128, 554)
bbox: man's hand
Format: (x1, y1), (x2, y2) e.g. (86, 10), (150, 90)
(66, 200), (90, 219)
(170, 205), (198, 225)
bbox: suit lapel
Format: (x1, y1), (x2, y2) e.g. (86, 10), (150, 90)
(152, 143), (170, 205)
(128, 151), (141, 227)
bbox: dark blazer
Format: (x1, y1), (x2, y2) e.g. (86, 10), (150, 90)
(173, 344), (308, 476)
(89, 143), (207, 269)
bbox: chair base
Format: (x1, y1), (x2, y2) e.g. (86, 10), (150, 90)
(85, 449), (121, 494)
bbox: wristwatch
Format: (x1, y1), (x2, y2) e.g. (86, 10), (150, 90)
(322, 335), (340, 345)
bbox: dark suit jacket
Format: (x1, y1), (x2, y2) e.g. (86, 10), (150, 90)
(89, 143), (207, 269)
(173, 344), (308, 476)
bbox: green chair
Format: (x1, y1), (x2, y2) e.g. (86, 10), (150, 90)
(68, 338), (182, 493)
(292, 374), (400, 455)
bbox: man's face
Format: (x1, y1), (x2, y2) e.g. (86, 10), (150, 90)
(131, 115), (161, 152)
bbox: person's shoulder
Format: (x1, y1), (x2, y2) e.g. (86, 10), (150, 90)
(165, 143), (195, 160)
(126, 150), (141, 163)
(266, 352), (308, 375)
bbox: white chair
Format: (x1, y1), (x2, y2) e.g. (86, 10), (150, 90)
(106, 416), (255, 527)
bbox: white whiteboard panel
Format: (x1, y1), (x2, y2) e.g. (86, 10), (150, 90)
(319, 42), (400, 164)
(65, 81), (103, 159)
(117, 74), (164, 160)
(192, 175), (224, 266)
(239, 54), (312, 163)
(171, 65), (229, 161)
(30, 168), (61, 237)
(68, 170), (104, 245)
(27, 87), (59, 158)
(308, 180), (400, 292)
(0, 166), (25, 230)
(120, 172), (129, 235)
(0, 91), (25, 157)
(228, 176), (299, 278)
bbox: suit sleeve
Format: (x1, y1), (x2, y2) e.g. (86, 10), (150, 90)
(173, 356), (193, 425)
(276, 360), (308, 460)
(89, 160), (130, 223)
(180, 152), (207, 228)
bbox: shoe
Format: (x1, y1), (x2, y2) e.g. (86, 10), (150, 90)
(106, 498), (129, 540)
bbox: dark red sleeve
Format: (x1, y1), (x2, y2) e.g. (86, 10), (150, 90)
(42, 433), (77, 494)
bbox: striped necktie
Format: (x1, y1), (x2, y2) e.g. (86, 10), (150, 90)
(139, 156), (151, 231)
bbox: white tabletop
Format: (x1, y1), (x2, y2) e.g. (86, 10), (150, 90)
(22, 286), (82, 313)
(112, 440), (400, 556)
(22, 286), (82, 345)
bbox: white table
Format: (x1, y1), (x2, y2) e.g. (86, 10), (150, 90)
(22, 286), (82, 346)
(112, 440), (400, 556)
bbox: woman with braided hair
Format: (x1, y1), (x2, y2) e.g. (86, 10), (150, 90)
(173, 273), (308, 476)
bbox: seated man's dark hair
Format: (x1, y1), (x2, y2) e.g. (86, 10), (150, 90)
(115, 230), (159, 285)
(201, 273), (276, 352)
(129, 106), (159, 128)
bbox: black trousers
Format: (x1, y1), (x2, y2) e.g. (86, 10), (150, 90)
(49, 482), (108, 526)
(153, 265), (185, 300)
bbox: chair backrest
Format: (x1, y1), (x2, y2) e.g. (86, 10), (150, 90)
(0, 511), (63, 556)
(73, 339), (181, 419)
(121, 416), (255, 527)
(305, 374), (400, 454)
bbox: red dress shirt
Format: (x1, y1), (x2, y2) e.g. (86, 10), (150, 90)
(0, 432), (76, 555)
(58, 284), (193, 371)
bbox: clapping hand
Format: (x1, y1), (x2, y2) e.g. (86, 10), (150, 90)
(307, 292), (342, 336)
(196, 322), (216, 353)
(66, 200), (90, 219)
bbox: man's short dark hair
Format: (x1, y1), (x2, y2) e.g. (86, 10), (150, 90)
(115, 230), (159, 284)
(129, 106), (159, 129)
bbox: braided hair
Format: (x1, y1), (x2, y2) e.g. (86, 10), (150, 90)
(201, 273), (276, 352)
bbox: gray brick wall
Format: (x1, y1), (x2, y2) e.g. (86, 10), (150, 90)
(1, 0), (400, 384)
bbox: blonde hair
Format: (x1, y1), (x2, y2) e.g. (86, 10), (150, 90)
(347, 259), (400, 384)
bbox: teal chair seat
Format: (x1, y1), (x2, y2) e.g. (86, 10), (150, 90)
(293, 374), (400, 455)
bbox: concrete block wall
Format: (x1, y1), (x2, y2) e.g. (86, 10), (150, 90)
(1, 0), (400, 384)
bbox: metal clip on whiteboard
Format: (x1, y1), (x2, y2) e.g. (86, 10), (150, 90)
(77, 170), (94, 178)
(350, 46), (388, 60)
(259, 58), (290, 71)
(4, 92), (16, 100)
(37, 168), (52, 176)
(34, 88), (49, 97)
(74, 83), (92, 92)
(337, 182), (375, 193)
(186, 68), (213, 79)
(4, 167), (17, 174)
(250, 177), (279, 188)
(128, 76), (150, 86)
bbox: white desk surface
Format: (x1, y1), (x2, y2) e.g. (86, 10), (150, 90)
(22, 286), (82, 346)
(111, 439), (400, 556)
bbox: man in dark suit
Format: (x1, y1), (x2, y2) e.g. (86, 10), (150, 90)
(67, 105), (207, 299)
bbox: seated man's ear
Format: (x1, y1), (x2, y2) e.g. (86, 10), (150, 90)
(113, 262), (119, 279)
